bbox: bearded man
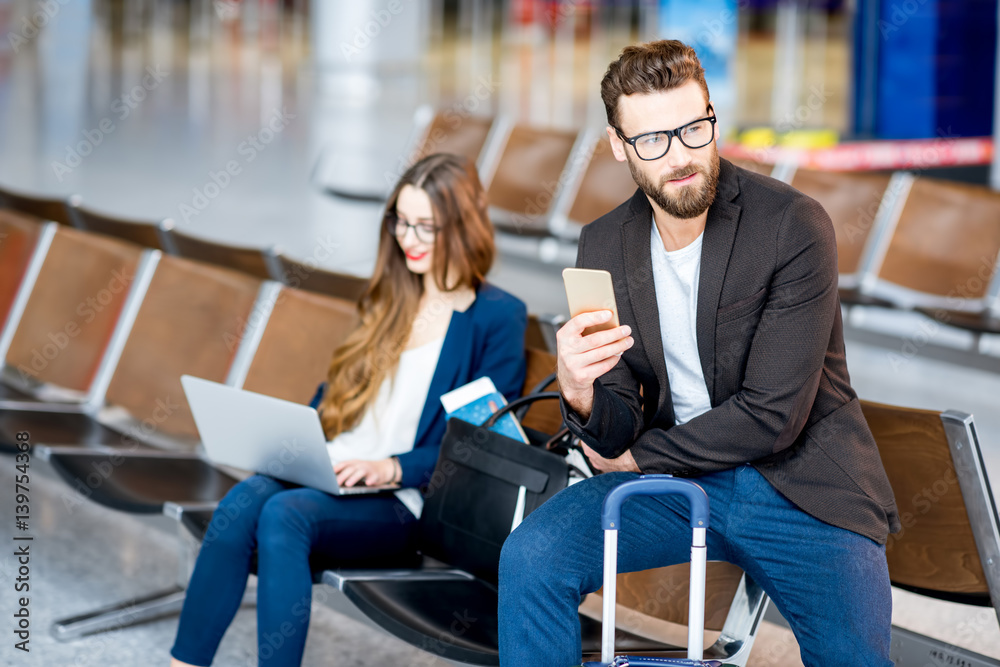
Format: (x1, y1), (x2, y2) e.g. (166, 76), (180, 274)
(497, 40), (899, 667)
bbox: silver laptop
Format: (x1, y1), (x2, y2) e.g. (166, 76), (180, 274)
(181, 375), (398, 495)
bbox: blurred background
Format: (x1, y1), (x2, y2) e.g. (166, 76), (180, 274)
(0, 0), (996, 294)
(2, 2), (1000, 665)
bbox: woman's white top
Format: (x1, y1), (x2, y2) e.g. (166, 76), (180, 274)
(326, 335), (445, 518)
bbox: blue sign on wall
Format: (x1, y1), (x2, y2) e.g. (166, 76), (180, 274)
(855, 0), (997, 139)
(658, 0), (739, 134)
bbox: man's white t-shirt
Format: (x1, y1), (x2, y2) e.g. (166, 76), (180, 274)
(649, 218), (713, 425)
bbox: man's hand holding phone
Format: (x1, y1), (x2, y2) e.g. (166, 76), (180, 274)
(556, 310), (633, 420)
(559, 268), (639, 473)
(560, 269), (633, 419)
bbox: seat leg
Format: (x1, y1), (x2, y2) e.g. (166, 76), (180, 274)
(51, 584), (258, 641)
(704, 574), (770, 667)
(51, 585), (188, 641)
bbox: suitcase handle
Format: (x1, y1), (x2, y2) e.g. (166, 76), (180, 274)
(601, 475), (710, 531)
(598, 475), (710, 665)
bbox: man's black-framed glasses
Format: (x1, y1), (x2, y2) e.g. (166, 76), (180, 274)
(387, 213), (438, 244)
(615, 111), (717, 161)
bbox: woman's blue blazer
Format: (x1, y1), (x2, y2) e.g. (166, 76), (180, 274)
(311, 282), (528, 488)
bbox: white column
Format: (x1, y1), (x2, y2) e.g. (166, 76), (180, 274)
(311, 1), (427, 86)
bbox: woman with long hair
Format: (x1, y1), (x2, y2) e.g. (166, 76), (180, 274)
(169, 154), (527, 667)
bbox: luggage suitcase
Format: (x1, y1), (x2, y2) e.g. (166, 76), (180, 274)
(581, 475), (724, 667)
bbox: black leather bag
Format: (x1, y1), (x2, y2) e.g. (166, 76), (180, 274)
(417, 375), (571, 583)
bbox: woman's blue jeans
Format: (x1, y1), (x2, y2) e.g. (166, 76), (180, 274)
(170, 475), (419, 666)
(498, 465), (893, 667)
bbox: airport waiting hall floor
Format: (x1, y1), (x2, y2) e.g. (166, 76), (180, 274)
(2, 6), (1000, 666)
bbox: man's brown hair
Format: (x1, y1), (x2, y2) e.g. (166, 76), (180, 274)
(600, 40), (710, 131)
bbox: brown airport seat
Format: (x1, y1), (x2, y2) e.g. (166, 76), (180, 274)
(44, 284), (350, 502)
(861, 400), (1000, 657)
(47, 285), (358, 639)
(789, 168), (892, 278)
(562, 135), (637, 230)
(67, 196), (172, 250)
(411, 111), (495, 167)
(3, 254), (263, 452)
(0, 227), (146, 453)
(164, 227), (272, 279)
(317, 108), (496, 203)
(858, 177), (1000, 314)
(886, 179), (1000, 338)
(1, 226), (143, 403)
(525, 313), (562, 354)
(487, 123), (580, 236)
(0, 184), (72, 225)
(242, 286), (359, 402)
(265, 248), (369, 303)
(517, 347), (561, 438)
(789, 168), (896, 308)
(102, 255), (263, 440)
(0, 213), (42, 335)
(38, 256), (263, 634)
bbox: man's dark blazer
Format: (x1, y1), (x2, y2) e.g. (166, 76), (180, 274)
(562, 157), (900, 545)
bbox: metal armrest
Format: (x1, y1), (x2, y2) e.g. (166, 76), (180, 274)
(34, 445), (202, 462)
(0, 400), (88, 413)
(321, 568), (475, 592)
(162, 500), (221, 521)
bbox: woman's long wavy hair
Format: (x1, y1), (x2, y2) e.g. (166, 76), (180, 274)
(318, 154), (495, 439)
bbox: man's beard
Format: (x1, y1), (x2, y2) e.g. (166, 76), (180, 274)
(627, 146), (721, 220)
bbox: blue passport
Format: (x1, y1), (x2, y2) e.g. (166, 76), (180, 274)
(440, 377), (529, 444)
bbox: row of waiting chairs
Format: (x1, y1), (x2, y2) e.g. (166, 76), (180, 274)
(0, 185), (369, 300)
(788, 167), (1000, 345)
(0, 205), (768, 663)
(314, 105), (636, 241)
(319, 105), (1000, 349)
(0, 183), (563, 355)
(4, 183), (1000, 663)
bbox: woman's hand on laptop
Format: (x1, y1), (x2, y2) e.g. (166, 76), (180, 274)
(334, 458), (398, 487)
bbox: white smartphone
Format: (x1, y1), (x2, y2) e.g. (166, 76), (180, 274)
(562, 268), (620, 336)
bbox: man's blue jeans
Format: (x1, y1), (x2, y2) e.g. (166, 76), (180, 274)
(170, 475), (418, 666)
(498, 465), (893, 667)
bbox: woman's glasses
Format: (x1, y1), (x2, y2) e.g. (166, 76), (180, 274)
(387, 214), (438, 244)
